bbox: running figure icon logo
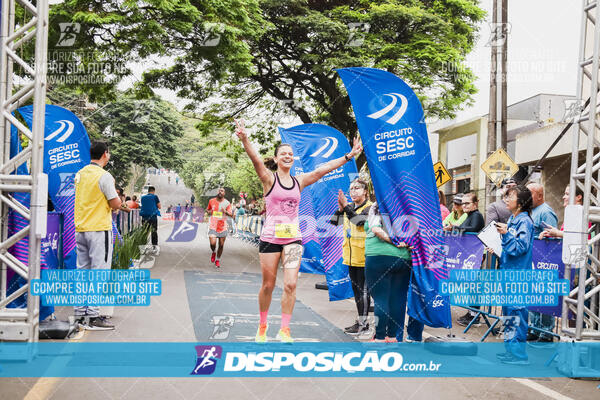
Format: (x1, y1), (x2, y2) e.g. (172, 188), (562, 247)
(485, 22), (511, 47)
(56, 23), (80, 47)
(56, 173), (76, 197)
(167, 218), (199, 242)
(567, 244), (588, 266)
(210, 316), (234, 339)
(431, 295), (444, 308)
(191, 345), (223, 375)
(426, 244), (449, 269)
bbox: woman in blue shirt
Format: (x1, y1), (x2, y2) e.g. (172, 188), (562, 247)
(495, 185), (534, 365)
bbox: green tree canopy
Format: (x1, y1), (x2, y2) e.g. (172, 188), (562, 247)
(47, 1), (485, 169)
(88, 95), (185, 185)
(175, 119), (263, 203)
(227, 159), (264, 200)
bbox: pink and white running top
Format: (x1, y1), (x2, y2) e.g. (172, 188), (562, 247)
(260, 172), (302, 244)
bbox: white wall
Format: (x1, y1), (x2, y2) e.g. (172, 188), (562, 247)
(428, 132), (439, 163)
(446, 134), (477, 169)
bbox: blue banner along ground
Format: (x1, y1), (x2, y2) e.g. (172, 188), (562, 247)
(2, 342), (598, 378)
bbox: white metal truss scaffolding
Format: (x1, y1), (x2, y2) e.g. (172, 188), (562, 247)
(564, 0), (600, 340)
(0, 0), (48, 341)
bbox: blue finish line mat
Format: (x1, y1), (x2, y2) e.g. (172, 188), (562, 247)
(183, 271), (353, 342)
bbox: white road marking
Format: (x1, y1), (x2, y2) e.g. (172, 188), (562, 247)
(421, 331), (575, 400)
(24, 328), (88, 399)
(512, 378), (575, 400)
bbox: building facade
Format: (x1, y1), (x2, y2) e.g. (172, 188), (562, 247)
(431, 93), (576, 223)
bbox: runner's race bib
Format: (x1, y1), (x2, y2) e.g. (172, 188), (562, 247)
(275, 223), (298, 238)
(212, 211), (223, 218)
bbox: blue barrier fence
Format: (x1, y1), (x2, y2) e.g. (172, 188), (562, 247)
(233, 215), (264, 245)
(113, 209), (143, 235)
(231, 222), (568, 340)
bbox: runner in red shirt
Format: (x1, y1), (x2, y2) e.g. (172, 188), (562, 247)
(206, 187), (233, 268)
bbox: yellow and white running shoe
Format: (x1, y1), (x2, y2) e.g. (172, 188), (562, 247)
(276, 327), (294, 343)
(255, 323), (268, 343)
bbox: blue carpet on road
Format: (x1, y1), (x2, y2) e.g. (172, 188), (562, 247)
(184, 271), (353, 342)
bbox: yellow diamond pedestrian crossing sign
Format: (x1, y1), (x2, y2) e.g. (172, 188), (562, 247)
(481, 149), (519, 187)
(433, 161), (452, 187)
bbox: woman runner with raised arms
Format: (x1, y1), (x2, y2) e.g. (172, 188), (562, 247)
(235, 119), (362, 343)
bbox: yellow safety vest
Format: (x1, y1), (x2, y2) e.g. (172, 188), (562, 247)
(342, 200), (372, 267)
(74, 164), (113, 232)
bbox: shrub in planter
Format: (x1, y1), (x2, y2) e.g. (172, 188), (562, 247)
(112, 225), (151, 270)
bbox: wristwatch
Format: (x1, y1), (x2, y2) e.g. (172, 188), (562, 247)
(344, 153), (352, 161)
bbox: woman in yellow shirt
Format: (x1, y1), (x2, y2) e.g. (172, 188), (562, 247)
(330, 178), (372, 336)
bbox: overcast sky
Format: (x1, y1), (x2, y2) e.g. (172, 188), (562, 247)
(122, 0), (581, 128)
(446, 0), (580, 125)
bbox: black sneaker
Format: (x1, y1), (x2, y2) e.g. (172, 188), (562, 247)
(528, 336), (555, 348)
(344, 322), (359, 333)
(86, 316), (115, 331)
(457, 315), (481, 327)
(526, 333), (539, 341)
(346, 323), (369, 336)
(537, 336), (554, 343)
(458, 311), (471, 320)
(75, 316), (87, 329)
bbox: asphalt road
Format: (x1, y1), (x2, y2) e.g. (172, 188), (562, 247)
(2, 174), (598, 400)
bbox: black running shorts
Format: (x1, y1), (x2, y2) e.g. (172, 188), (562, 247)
(258, 240), (302, 254)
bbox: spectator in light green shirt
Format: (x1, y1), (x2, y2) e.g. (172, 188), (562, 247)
(363, 202), (424, 343)
(443, 194), (467, 230)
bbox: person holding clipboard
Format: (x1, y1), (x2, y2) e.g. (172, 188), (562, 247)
(495, 185), (535, 365)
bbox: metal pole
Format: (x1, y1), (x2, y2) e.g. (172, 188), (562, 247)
(0, 0), (10, 304)
(577, 0), (600, 340)
(0, 0), (49, 342)
(26, 0), (49, 342)
(563, 0), (589, 335)
(0, 0), (17, 309)
(486, 0), (498, 207)
(1, 0), (16, 307)
(500, 0), (508, 150)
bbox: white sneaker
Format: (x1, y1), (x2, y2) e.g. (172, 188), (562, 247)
(358, 325), (375, 340)
(152, 245), (160, 256)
